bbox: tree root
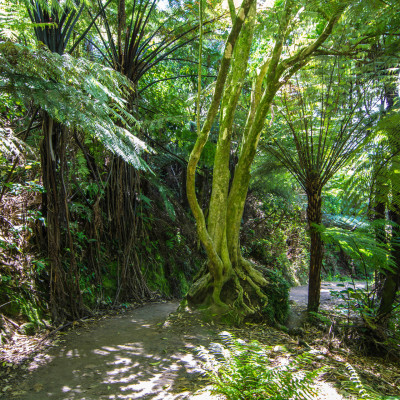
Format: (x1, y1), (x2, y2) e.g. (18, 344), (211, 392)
(241, 257), (269, 287)
(232, 272), (254, 315)
(187, 271), (212, 303)
(186, 257), (288, 324)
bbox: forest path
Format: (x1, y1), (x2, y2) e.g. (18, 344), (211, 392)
(289, 281), (367, 307)
(10, 302), (220, 400)
(286, 281), (367, 330)
(6, 283), (360, 400)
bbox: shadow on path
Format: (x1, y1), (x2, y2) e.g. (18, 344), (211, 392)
(12, 302), (219, 400)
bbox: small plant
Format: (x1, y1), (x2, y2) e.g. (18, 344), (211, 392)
(330, 287), (378, 328)
(342, 363), (380, 399)
(198, 331), (326, 400)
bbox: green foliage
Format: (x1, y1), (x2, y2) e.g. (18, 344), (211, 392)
(386, 301), (400, 349)
(241, 190), (309, 285)
(0, 272), (44, 325)
(0, 0), (32, 41)
(198, 331), (326, 400)
(0, 41), (150, 170)
(330, 286), (400, 346)
(318, 222), (394, 277)
(0, 126), (26, 160)
(330, 286), (379, 328)
(260, 267), (290, 325)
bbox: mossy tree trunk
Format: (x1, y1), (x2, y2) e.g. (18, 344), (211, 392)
(186, 0), (344, 322)
(378, 155), (400, 320)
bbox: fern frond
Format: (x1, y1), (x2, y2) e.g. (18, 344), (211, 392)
(318, 222), (394, 274)
(0, 42), (152, 170)
(344, 363), (372, 399)
(198, 331), (327, 400)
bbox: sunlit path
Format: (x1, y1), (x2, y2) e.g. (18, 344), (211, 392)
(15, 302), (219, 400)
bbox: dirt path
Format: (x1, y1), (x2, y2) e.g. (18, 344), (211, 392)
(289, 281), (368, 307)
(7, 302), (219, 400)
(2, 282), (370, 400)
(286, 281), (368, 330)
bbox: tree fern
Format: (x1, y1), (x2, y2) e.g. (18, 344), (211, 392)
(0, 41), (151, 170)
(198, 331), (326, 400)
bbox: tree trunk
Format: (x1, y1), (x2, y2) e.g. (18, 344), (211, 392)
(377, 81), (400, 321)
(186, 0), (344, 322)
(186, 0), (270, 322)
(372, 200), (387, 296)
(378, 161), (400, 319)
(106, 157), (152, 303)
(41, 114), (83, 323)
(306, 188), (323, 312)
(378, 197), (400, 319)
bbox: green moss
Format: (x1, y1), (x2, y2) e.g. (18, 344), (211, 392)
(2, 297), (43, 326)
(145, 262), (171, 296)
(176, 271), (190, 296)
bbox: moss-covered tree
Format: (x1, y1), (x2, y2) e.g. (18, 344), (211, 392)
(186, 0), (349, 322)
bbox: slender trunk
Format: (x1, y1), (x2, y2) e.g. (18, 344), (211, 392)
(306, 188), (323, 312)
(41, 115), (66, 322)
(377, 81), (399, 320)
(378, 184), (400, 319)
(373, 200), (386, 294)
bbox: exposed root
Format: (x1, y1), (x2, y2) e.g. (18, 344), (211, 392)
(232, 272), (254, 315)
(246, 275), (268, 303)
(187, 272), (212, 305)
(186, 257), (288, 324)
(241, 257), (269, 286)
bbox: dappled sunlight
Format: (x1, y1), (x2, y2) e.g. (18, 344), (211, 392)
(65, 349), (81, 358)
(18, 302), (215, 399)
